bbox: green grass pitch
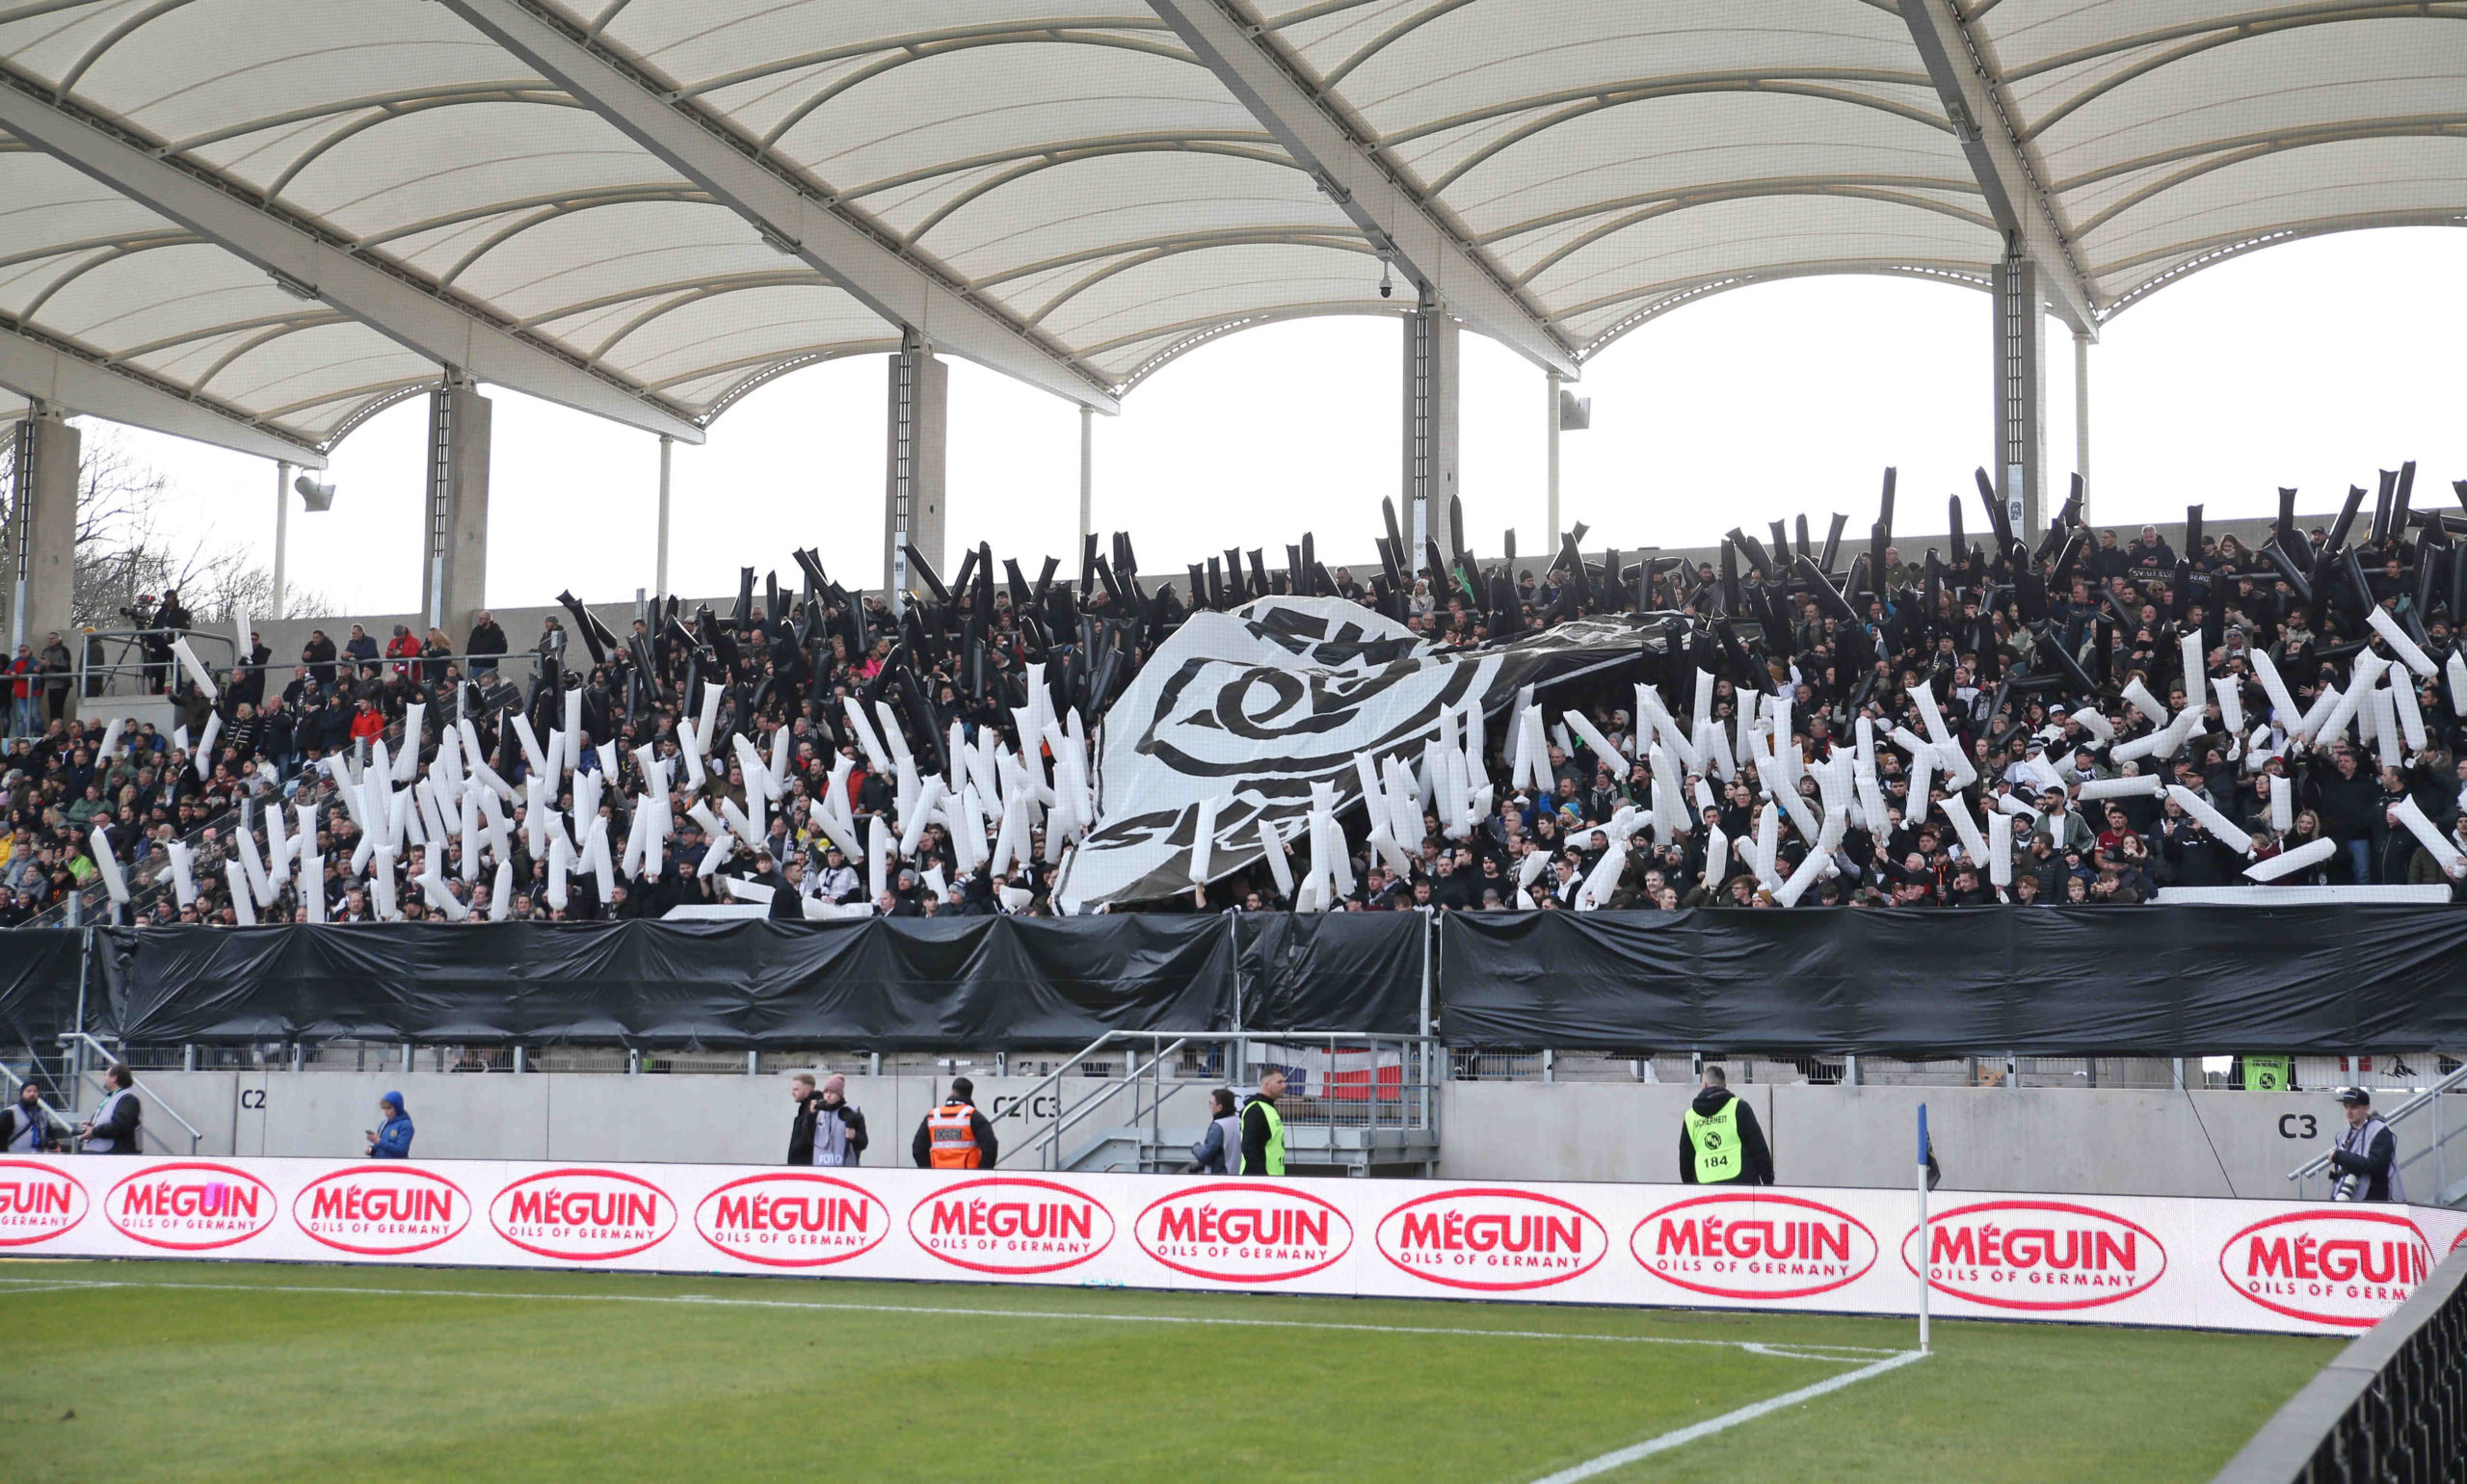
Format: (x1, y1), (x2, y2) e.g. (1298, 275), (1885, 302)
(1, 1259), (2333, 1481)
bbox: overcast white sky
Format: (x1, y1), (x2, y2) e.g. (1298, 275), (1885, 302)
(96, 227), (2467, 617)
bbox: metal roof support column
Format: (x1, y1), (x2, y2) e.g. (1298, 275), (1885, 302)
(421, 376), (491, 634)
(654, 435), (672, 597)
(1545, 369), (1562, 546)
(1078, 404), (1095, 550)
(272, 462), (291, 622)
(10, 411), (76, 653)
(1992, 250), (2047, 540)
(2073, 327), (2092, 526)
(1402, 299), (1460, 563)
(884, 336), (948, 614)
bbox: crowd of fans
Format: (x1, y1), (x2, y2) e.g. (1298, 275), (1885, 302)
(4, 483), (2466, 929)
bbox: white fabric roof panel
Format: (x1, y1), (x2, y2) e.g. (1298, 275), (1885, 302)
(1968, 0), (2467, 310)
(0, 0), (2458, 457)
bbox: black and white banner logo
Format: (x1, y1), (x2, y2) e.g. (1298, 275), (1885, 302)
(1060, 597), (1684, 910)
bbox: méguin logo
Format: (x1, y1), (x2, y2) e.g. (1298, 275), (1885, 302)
(695, 1173), (890, 1268)
(292, 1166), (470, 1257)
(2221, 1209), (2434, 1328)
(908, 1178), (1115, 1275)
(104, 1162), (278, 1251)
(1632, 1193), (1878, 1300)
(1374, 1187), (1606, 1291)
(0, 1159), (88, 1247)
(1133, 1183), (1353, 1284)
(488, 1168), (676, 1261)
(1901, 1201), (2165, 1311)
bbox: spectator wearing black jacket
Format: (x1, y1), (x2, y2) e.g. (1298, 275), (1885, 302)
(466, 611), (508, 676)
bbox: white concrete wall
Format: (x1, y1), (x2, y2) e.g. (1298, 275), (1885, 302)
(102, 1070), (2392, 1199)
(1435, 1081), (2383, 1199)
(120, 1070), (1219, 1170)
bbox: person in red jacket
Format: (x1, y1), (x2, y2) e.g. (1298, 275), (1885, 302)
(384, 623), (423, 680)
(348, 697), (387, 747)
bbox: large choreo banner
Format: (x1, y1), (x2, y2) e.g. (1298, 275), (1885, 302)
(5, 1154), (2458, 1337)
(1063, 599), (1686, 912)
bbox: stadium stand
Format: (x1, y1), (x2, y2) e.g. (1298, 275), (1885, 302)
(6, 471), (2464, 930)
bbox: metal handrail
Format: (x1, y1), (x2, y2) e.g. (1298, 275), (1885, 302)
(1033, 1037), (1191, 1169)
(60, 1032), (201, 1154)
(1023, 1029), (1444, 1171)
(2287, 1059), (2467, 1196)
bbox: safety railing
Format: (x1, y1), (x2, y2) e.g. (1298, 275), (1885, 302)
(2214, 1243), (2467, 1483)
(1021, 1029), (1442, 1174)
(60, 1031), (202, 1154)
(2288, 1059), (2467, 1204)
(66, 625), (551, 704)
(71, 624), (236, 703)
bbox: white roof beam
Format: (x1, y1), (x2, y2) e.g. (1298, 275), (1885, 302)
(437, 0), (1122, 413)
(1144, 0), (1581, 378)
(0, 72), (705, 443)
(0, 321), (328, 467)
(1900, 0), (2103, 334)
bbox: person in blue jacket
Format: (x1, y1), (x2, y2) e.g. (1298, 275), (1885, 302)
(365, 1092), (413, 1159)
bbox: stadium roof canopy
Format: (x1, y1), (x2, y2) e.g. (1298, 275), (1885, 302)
(0, 0), (2459, 464)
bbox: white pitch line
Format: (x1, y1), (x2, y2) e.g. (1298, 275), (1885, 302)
(0, 1273), (1900, 1359)
(1530, 1349), (1930, 1482)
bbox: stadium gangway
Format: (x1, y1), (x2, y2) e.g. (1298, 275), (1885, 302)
(1020, 1029), (1442, 1177)
(58, 1031), (201, 1155)
(2286, 1058), (2467, 1206)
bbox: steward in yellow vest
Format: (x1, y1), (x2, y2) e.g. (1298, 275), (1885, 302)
(1240, 1069), (1288, 1177)
(1679, 1067), (1773, 1185)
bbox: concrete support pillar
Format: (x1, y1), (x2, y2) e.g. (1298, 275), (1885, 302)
(2073, 326), (2092, 524)
(10, 411), (78, 652)
(1077, 402), (1094, 549)
(1991, 249), (2047, 540)
(884, 334), (948, 610)
(421, 377), (491, 632)
(1401, 298), (1460, 565)
(271, 460), (291, 621)
(654, 434), (672, 596)
(1544, 369), (1561, 544)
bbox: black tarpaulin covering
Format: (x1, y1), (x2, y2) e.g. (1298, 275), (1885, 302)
(1239, 912), (1424, 1033)
(97, 918), (1241, 1049)
(0, 929), (84, 1052)
(1438, 907), (2467, 1054)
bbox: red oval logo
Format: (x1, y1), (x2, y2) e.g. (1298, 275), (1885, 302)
(1134, 1183), (1354, 1285)
(488, 1168), (676, 1261)
(907, 1177), (1114, 1275)
(695, 1173), (891, 1268)
(292, 1166), (471, 1256)
(2219, 1208), (2434, 1329)
(1632, 1193), (1878, 1300)
(0, 1159), (88, 1247)
(1900, 1200), (2166, 1311)
(1374, 1187), (1607, 1291)
(104, 1161), (279, 1251)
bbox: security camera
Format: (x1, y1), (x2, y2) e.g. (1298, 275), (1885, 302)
(294, 474), (337, 513)
(1378, 260), (1393, 300)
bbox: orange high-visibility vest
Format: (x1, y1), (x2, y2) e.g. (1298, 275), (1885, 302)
(926, 1102), (982, 1169)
